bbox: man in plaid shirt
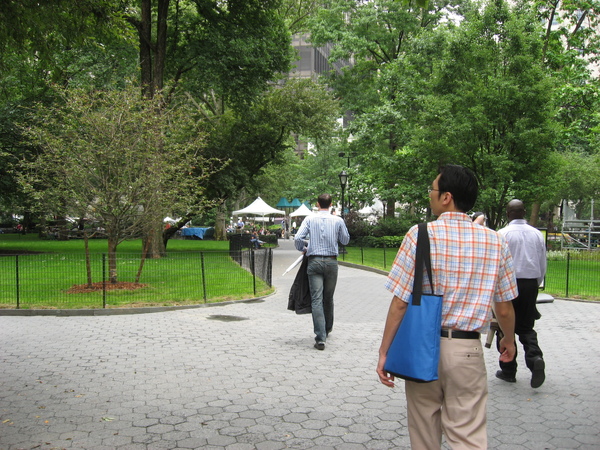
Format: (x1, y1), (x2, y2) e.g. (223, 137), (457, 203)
(376, 165), (518, 449)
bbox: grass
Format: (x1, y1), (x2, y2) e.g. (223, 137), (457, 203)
(339, 246), (600, 301)
(544, 252), (600, 300)
(0, 233), (229, 253)
(341, 246), (397, 272)
(0, 234), (273, 309)
(2, 234), (597, 308)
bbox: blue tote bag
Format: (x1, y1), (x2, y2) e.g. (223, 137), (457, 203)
(384, 223), (443, 383)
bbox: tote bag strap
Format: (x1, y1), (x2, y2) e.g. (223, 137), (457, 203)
(412, 223), (435, 306)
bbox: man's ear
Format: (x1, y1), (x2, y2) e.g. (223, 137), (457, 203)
(442, 191), (453, 207)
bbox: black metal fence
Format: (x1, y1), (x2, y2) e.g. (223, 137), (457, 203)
(544, 251), (600, 299)
(0, 248), (273, 309)
(340, 247), (600, 300)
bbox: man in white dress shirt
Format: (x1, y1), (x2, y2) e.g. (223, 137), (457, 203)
(497, 199), (547, 388)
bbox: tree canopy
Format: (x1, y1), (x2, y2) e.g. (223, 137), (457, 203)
(21, 84), (215, 280)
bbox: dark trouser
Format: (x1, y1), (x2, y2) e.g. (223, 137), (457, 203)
(307, 256), (338, 343)
(497, 278), (543, 375)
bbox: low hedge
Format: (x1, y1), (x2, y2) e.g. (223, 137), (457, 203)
(351, 235), (404, 248)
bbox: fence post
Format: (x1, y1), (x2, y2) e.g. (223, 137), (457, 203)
(251, 248), (256, 296)
(267, 248), (273, 287)
(383, 244), (387, 269)
(200, 252), (207, 302)
(102, 253), (107, 308)
(15, 255), (20, 309)
(360, 247), (364, 265)
(565, 251), (570, 298)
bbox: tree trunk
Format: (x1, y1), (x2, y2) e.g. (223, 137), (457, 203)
(529, 201), (541, 227)
(136, 230), (153, 283)
(107, 236), (118, 284)
(84, 232), (93, 287)
(153, 0), (170, 93)
(145, 219), (166, 259)
(385, 197), (396, 218)
(139, 0), (153, 98)
(214, 203), (227, 240)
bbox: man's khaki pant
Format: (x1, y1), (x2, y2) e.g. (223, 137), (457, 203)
(405, 337), (488, 450)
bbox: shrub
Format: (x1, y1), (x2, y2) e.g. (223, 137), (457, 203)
(352, 235), (404, 248)
(345, 211), (373, 239)
(371, 216), (420, 238)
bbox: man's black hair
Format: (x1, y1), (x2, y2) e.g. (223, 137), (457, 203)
(438, 164), (478, 213)
(318, 193), (332, 209)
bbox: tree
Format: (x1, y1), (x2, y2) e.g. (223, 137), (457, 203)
(0, 1), (136, 221)
(3, 0), (299, 252)
(191, 78), (341, 240)
(120, 0), (299, 247)
(307, 0), (463, 218)
(125, 0), (293, 103)
(21, 84), (215, 283)
(411, 1), (557, 229)
(533, 0), (600, 225)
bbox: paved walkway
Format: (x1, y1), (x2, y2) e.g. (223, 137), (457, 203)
(1, 239), (599, 449)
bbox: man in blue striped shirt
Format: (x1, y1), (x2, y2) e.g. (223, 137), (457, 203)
(294, 194), (350, 350)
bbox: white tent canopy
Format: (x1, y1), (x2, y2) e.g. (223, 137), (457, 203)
(232, 197), (285, 216)
(289, 204), (314, 217)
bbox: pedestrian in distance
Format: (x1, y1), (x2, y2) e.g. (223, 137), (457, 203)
(496, 199), (547, 388)
(376, 164), (518, 449)
(250, 231), (264, 249)
(294, 193), (350, 350)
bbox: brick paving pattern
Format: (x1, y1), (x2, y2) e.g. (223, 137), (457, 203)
(1, 239), (599, 449)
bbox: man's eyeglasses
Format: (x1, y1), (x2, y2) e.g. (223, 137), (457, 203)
(428, 188), (440, 193)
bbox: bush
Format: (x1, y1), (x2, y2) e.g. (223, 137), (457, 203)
(371, 216), (420, 238)
(345, 211), (373, 239)
(353, 235), (404, 248)
(262, 234), (278, 245)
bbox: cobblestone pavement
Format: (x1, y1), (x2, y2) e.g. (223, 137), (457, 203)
(1, 239), (599, 449)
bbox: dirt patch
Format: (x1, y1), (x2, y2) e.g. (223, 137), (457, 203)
(67, 281), (148, 294)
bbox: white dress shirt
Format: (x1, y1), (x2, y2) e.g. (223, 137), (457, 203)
(498, 219), (547, 286)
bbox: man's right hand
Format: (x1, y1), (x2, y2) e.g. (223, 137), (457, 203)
(498, 336), (516, 362)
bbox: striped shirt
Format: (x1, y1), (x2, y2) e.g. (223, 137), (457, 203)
(294, 211), (350, 256)
(385, 212), (518, 332)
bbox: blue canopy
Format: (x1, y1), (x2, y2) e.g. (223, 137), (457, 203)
(290, 198), (302, 207)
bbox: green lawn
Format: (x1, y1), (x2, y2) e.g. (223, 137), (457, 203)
(340, 246), (599, 301)
(2, 234), (597, 308)
(0, 233), (229, 253)
(543, 253), (600, 300)
(0, 234), (273, 309)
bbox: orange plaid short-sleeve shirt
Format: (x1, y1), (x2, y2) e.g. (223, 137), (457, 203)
(385, 212), (518, 332)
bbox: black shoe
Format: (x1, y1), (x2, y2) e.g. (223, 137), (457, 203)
(531, 358), (545, 388)
(495, 370), (516, 383)
(314, 342), (325, 350)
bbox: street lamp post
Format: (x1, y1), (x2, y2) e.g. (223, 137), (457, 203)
(339, 170), (348, 219)
(338, 170), (348, 255)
